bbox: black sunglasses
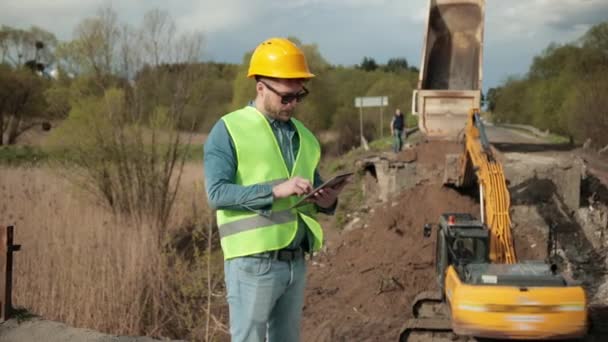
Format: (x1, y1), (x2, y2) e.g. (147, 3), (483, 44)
(260, 81), (309, 104)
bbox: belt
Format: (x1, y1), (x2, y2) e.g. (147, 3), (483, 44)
(248, 248), (305, 262)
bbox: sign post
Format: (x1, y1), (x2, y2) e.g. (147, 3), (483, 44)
(354, 96), (389, 147)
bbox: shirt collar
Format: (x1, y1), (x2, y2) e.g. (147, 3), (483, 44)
(249, 100), (293, 129)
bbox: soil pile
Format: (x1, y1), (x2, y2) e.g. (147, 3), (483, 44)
(303, 140), (608, 341)
(302, 142), (479, 341)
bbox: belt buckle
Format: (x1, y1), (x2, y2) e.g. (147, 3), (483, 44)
(277, 248), (301, 262)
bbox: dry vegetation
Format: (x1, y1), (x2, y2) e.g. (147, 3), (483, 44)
(0, 163), (228, 341)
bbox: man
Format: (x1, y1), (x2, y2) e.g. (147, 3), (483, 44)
(390, 108), (405, 153)
(204, 37), (346, 342)
(454, 239), (474, 260)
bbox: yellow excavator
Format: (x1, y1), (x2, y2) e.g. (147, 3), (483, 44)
(399, 109), (588, 340)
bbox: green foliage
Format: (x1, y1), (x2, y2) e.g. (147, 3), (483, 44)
(0, 145), (48, 165)
(581, 21), (608, 54)
(0, 64), (51, 144)
(11, 307), (39, 323)
(382, 58), (409, 73)
(485, 87), (499, 112)
(369, 135), (393, 150)
(358, 56), (378, 71)
(492, 21), (608, 147)
(229, 51), (256, 111)
(51, 87), (188, 237)
(326, 66), (418, 155)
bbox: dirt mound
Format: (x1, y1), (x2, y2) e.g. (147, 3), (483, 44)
(403, 140), (462, 167)
(303, 140), (608, 341)
(303, 142), (478, 341)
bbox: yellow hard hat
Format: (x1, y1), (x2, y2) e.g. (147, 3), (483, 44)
(247, 38), (315, 79)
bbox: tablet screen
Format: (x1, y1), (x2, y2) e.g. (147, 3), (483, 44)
(290, 172), (353, 208)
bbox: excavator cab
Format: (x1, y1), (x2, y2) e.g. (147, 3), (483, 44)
(432, 213), (489, 291)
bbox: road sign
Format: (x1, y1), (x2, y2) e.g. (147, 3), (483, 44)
(354, 96), (389, 108)
(355, 96), (390, 146)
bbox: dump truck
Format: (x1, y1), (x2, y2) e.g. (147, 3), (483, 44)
(399, 110), (589, 340)
(411, 0), (484, 140)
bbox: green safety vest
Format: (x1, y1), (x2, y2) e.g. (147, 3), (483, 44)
(217, 106), (323, 260)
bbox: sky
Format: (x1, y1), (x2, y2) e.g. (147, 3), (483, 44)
(2, 0), (608, 90)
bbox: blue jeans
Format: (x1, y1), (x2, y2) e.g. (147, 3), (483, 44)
(393, 129), (404, 152)
(224, 256), (307, 342)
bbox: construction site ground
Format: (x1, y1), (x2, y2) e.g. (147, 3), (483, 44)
(1, 128), (607, 341)
(302, 135), (608, 341)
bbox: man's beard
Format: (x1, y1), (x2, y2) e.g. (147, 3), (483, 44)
(264, 97), (294, 121)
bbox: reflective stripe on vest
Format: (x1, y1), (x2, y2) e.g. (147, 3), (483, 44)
(217, 106), (323, 259)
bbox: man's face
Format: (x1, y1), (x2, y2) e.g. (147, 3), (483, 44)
(258, 78), (307, 122)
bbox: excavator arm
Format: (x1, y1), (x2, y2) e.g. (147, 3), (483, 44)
(456, 108), (516, 263)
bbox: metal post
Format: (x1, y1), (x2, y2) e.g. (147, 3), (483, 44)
(0, 226), (20, 321)
(359, 106), (364, 147)
(380, 102), (384, 139)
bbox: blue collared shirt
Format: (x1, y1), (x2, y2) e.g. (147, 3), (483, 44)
(204, 104), (335, 251)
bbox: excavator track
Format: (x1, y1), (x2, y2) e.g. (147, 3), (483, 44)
(411, 291), (445, 318)
(589, 305), (608, 335)
(400, 291), (463, 341)
(399, 318), (454, 342)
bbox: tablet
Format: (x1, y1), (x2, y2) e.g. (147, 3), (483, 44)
(290, 172), (354, 208)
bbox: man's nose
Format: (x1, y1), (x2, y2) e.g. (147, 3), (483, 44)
(284, 98), (298, 107)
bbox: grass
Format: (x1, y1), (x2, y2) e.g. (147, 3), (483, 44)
(545, 133), (571, 144)
(1, 164), (227, 340)
(0, 143), (204, 166)
(11, 307), (39, 323)
(501, 125), (572, 145)
(0, 146), (49, 165)
(318, 134), (402, 230)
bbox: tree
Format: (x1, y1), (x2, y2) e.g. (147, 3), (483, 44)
(358, 56), (378, 71)
(581, 21), (608, 56)
(287, 37), (333, 132)
(0, 65), (49, 144)
(0, 25), (57, 69)
(383, 58), (409, 73)
(485, 87), (500, 112)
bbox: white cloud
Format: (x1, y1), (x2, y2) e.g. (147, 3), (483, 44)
(488, 0), (608, 40)
(1, 0), (606, 89)
(176, 0), (258, 33)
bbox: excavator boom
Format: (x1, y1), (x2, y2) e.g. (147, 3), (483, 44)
(458, 109), (516, 263)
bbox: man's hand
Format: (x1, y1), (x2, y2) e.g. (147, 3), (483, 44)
(272, 176), (313, 199)
(308, 179), (349, 209)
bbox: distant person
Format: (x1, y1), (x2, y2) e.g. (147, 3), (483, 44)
(203, 37), (347, 342)
(390, 108), (405, 153)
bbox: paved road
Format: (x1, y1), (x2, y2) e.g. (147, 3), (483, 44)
(484, 123), (545, 144)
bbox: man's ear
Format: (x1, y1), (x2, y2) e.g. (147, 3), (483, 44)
(256, 81), (265, 96)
